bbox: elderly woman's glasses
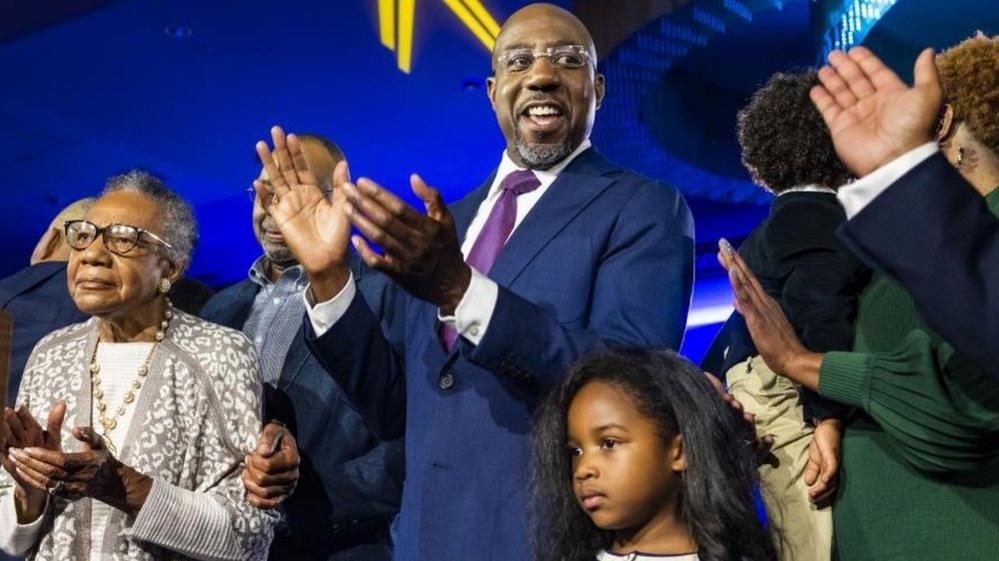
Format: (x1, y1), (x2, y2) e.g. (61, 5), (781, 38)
(496, 44), (591, 73)
(64, 220), (174, 256)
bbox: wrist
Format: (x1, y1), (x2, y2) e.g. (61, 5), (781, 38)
(783, 351), (824, 391)
(13, 484), (46, 523)
(438, 265), (472, 316)
(868, 135), (935, 176)
(308, 266), (350, 303)
(117, 464), (153, 516)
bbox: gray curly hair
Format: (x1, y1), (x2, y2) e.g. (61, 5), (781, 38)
(100, 170), (198, 271)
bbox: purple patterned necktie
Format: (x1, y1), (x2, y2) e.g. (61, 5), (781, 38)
(441, 169), (541, 351)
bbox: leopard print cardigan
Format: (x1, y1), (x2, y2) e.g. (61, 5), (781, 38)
(0, 310), (277, 560)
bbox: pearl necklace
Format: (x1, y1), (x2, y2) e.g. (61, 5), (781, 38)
(88, 299), (173, 455)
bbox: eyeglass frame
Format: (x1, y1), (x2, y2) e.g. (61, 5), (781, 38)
(494, 44), (593, 73)
(63, 219), (174, 256)
(246, 182), (335, 203)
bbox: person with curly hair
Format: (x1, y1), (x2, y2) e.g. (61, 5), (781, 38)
(721, 36), (999, 561)
(702, 69), (869, 561)
(532, 349), (778, 561)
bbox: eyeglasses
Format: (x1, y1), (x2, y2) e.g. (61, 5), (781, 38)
(64, 220), (174, 256)
(246, 184), (334, 203)
(496, 44), (592, 73)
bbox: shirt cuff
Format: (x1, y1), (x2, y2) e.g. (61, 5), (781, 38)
(0, 490), (47, 555)
(437, 268), (498, 346)
(303, 272), (356, 337)
(836, 142), (939, 219)
(817, 351), (873, 409)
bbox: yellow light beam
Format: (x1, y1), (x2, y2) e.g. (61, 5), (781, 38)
(459, 0), (500, 38)
(442, 0), (495, 51)
(378, 0), (396, 50)
(397, 0), (416, 73)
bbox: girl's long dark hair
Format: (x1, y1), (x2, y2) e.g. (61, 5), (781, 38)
(531, 349), (778, 561)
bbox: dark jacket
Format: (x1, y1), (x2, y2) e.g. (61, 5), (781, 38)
(703, 191), (870, 420)
(0, 262), (87, 407)
(201, 257), (403, 561)
(838, 152), (999, 381)
(307, 147), (695, 560)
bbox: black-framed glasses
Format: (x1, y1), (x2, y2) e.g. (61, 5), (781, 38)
(64, 220), (174, 256)
(496, 44), (592, 73)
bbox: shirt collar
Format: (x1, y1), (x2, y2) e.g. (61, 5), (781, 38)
(247, 255), (304, 288)
(493, 137), (592, 195)
(778, 184), (837, 196)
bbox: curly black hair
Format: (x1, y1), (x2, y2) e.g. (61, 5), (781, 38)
(737, 70), (853, 193)
(531, 349), (779, 561)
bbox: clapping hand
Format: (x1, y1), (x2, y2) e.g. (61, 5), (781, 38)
(255, 126), (353, 302)
(1, 403), (65, 521)
(810, 46), (943, 177)
(11, 426), (152, 515)
(342, 174), (471, 314)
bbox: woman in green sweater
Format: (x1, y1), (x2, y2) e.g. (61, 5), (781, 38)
(720, 35), (999, 561)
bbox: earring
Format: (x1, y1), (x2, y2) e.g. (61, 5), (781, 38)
(956, 147), (965, 169)
(159, 278), (172, 294)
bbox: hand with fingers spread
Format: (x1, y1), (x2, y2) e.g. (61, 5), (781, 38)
(717, 239), (824, 390)
(804, 418), (842, 504)
(255, 126), (353, 302)
(10, 425), (153, 515)
(2, 402), (66, 522)
(811, 47), (943, 176)
(243, 421), (300, 509)
(343, 174), (472, 314)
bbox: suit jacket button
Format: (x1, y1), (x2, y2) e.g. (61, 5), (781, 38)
(439, 372), (456, 390)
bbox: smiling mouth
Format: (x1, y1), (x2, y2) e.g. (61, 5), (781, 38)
(521, 103), (566, 132)
(264, 230), (285, 243)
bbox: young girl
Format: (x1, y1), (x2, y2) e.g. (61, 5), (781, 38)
(532, 349), (778, 561)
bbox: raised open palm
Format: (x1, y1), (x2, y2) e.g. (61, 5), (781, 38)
(810, 47), (943, 176)
(255, 126), (352, 291)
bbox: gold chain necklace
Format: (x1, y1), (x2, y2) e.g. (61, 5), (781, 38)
(88, 300), (173, 455)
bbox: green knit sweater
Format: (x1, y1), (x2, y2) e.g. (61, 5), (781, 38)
(818, 188), (999, 561)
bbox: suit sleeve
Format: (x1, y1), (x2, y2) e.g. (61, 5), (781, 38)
(838, 153), (999, 381)
(466, 181), (694, 394)
(819, 330), (999, 475)
(304, 269), (409, 441)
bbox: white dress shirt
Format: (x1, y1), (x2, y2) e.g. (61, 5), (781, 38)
(306, 139), (593, 344)
(836, 142), (940, 218)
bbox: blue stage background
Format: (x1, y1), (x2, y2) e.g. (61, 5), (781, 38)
(1, 0), (994, 363)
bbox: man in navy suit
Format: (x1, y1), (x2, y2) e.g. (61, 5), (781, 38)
(255, 4), (693, 559)
(0, 199), (94, 408)
(202, 134), (403, 560)
(808, 44), (999, 380)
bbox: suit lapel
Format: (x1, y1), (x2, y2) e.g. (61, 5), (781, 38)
(221, 281), (260, 329)
(277, 327), (311, 390)
(488, 148), (616, 286)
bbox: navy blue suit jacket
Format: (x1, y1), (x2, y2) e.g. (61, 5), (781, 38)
(0, 262), (87, 407)
(306, 147), (694, 560)
(838, 152), (999, 381)
(200, 259), (404, 561)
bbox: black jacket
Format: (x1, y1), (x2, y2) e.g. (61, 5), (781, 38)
(704, 191), (870, 420)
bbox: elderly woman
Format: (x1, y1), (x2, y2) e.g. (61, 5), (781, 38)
(0, 171), (277, 559)
(721, 36), (999, 561)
